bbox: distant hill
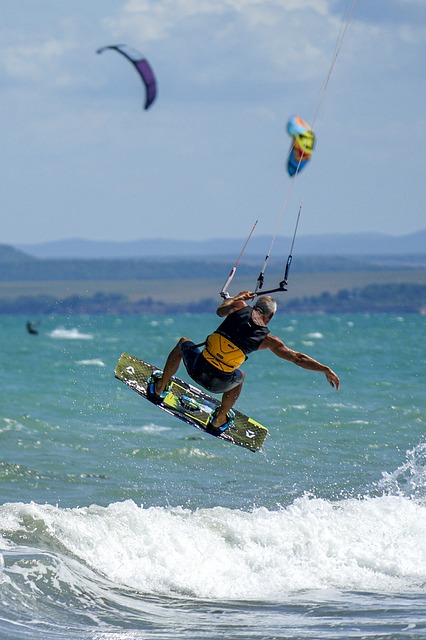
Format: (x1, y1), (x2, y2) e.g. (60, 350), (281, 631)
(15, 230), (426, 259)
(0, 244), (35, 263)
(1, 253), (425, 283)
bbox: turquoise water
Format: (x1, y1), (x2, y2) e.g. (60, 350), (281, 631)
(1, 312), (425, 639)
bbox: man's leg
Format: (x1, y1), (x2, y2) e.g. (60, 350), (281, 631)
(211, 371), (245, 428)
(154, 337), (189, 395)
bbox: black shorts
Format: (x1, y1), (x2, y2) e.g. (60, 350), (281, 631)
(181, 340), (243, 394)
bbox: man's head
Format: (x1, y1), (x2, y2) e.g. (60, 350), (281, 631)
(253, 296), (277, 324)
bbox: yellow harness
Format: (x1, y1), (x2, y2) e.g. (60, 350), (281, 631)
(202, 333), (246, 373)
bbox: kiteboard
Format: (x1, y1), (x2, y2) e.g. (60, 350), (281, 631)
(114, 352), (268, 452)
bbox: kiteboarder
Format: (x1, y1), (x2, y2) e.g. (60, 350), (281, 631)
(148, 291), (340, 435)
(26, 321), (39, 335)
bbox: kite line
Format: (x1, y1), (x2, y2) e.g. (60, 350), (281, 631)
(220, 0), (360, 299)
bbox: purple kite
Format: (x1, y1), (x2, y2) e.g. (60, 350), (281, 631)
(97, 44), (157, 110)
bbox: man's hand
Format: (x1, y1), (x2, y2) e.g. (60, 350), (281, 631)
(217, 290), (256, 316)
(234, 291), (256, 301)
(325, 368), (340, 390)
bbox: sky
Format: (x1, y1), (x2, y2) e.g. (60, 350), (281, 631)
(1, 0), (425, 246)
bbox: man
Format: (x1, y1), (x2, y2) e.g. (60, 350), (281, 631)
(149, 290), (340, 435)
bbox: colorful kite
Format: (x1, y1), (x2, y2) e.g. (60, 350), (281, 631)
(287, 115), (315, 177)
(97, 44), (157, 110)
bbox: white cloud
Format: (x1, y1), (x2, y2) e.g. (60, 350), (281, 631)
(398, 23), (426, 45)
(98, 0), (345, 99)
(2, 39), (76, 87)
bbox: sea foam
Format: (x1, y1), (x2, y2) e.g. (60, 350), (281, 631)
(1, 494), (426, 601)
(49, 327), (93, 340)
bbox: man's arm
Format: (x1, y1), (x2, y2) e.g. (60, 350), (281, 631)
(261, 334), (340, 390)
(216, 290), (256, 317)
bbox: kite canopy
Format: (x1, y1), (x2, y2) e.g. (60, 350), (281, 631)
(286, 115), (315, 177)
(97, 44), (157, 110)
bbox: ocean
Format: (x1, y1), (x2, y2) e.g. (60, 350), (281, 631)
(1, 312), (425, 639)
